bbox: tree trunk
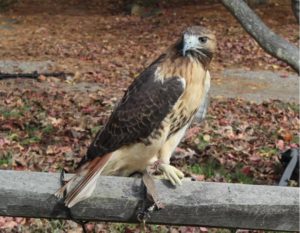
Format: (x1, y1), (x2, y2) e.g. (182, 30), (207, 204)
(221, 0), (299, 73)
(291, 0), (300, 23)
(0, 0), (17, 11)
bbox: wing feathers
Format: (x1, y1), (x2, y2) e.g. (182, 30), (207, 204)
(84, 64), (184, 163)
(69, 59), (185, 206)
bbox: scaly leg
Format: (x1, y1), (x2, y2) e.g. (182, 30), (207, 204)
(154, 160), (184, 185)
(155, 124), (189, 185)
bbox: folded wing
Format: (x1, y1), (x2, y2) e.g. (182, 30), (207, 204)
(79, 62), (185, 166)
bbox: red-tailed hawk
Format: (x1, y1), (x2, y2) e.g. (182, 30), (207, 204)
(55, 26), (216, 208)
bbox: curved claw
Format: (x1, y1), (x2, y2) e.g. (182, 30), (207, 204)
(158, 163), (184, 186)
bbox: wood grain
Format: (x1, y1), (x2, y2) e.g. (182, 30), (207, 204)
(0, 170), (298, 231)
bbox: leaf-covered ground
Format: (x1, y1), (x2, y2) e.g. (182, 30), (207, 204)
(0, 0), (299, 232)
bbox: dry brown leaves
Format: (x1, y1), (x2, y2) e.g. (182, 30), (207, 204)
(0, 0), (299, 232)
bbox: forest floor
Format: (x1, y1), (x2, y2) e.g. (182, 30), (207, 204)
(0, 0), (299, 232)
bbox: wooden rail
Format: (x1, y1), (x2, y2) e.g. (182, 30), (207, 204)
(0, 170), (299, 231)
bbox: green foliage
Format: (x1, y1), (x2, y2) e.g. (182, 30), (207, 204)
(197, 135), (210, 151)
(109, 223), (136, 233)
(188, 159), (254, 184)
(226, 167), (254, 184)
(21, 135), (41, 146)
(215, 229), (231, 233)
(20, 122), (42, 145)
(18, 219), (66, 233)
(1, 108), (22, 119)
(49, 220), (65, 232)
(0, 104), (30, 119)
(0, 151), (12, 166)
(189, 159), (219, 178)
(42, 124), (54, 134)
(258, 146), (278, 157)
(8, 133), (19, 141)
(274, 101), (300, 113)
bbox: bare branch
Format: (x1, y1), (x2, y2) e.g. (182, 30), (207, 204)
(221, 0), (299, 73)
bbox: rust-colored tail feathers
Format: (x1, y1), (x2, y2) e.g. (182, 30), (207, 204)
(54, 153), (112, 208)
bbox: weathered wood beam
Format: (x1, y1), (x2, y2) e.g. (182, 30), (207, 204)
(0, 170), (299, 231)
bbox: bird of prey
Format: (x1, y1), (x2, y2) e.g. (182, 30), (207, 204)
(55, 25), (216, 208)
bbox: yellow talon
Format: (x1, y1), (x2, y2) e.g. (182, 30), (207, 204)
(158, 163), (184, 186)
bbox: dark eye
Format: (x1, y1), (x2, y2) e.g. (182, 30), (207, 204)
(198, 37), (208, 43)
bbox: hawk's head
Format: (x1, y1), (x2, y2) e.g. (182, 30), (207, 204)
(178, 26), (216, 67)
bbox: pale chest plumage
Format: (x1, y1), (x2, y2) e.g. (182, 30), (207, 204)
(159, 58), (210, 137)
(102, 59), (210, 176)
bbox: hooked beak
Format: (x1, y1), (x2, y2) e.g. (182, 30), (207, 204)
(183, 43), (192, 56)
(182, 35), (198, 56)
(182, 47), (187, 56)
